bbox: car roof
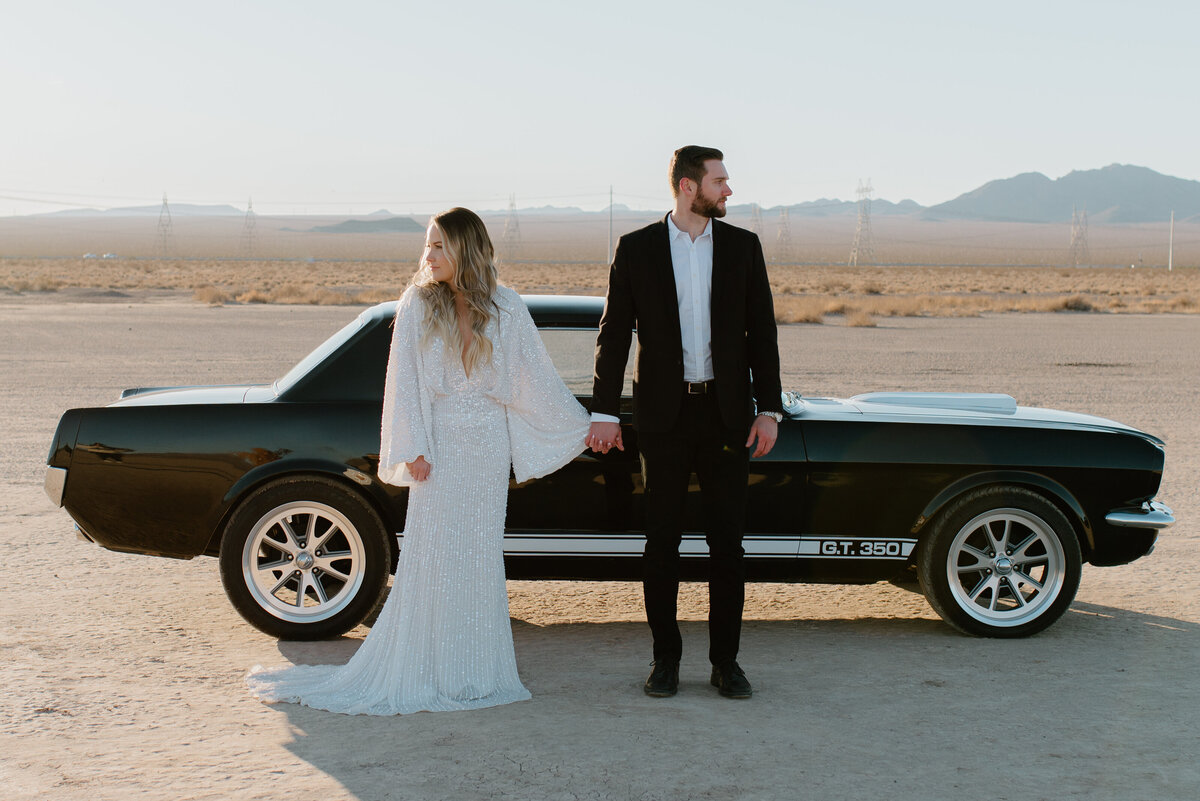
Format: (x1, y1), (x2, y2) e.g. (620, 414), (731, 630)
(366, 294), (605, 329)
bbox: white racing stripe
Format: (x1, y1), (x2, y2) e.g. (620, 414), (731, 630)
(395, 533), (917, 560)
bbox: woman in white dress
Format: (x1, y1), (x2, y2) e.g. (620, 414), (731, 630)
(247, 207), (591, 715)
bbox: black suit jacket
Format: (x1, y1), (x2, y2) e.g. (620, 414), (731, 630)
(591, 214), (782, 433)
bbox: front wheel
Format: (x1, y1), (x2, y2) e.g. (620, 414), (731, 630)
(218, 476), (392, 640)
(917, 485), (1082, 637)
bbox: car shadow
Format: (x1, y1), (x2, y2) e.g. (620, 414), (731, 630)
(262, 601), (1200, 801)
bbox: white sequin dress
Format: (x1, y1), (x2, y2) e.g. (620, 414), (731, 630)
(246, 285), (590, 715)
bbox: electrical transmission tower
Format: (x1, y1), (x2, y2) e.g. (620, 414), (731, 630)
(749, 203), (763, 238)
(848, 179), (874, 267)
(774, 207), (792, 264)
(156, 192), (174, 258)
(1069, 205), (1089, 266)
(241, 197), (257, 258)
(501, 194), (521, 260)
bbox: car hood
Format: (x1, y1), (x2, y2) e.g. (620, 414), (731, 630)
(111, 384), (277, 406)
(788, 392), (1163, 444)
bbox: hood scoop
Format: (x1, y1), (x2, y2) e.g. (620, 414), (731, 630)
(850, 392), (1018, 415)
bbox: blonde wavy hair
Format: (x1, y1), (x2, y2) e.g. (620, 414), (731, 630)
(409, 207), (499, 374)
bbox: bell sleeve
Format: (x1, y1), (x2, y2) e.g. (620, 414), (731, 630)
(500, 290), (591, 483)
(378, 288), (435, 487)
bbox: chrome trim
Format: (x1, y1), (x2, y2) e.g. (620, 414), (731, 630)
(44, 466), (67, 507)
(1105, 501), (1174, 530)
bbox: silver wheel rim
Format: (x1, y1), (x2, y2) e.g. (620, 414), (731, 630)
(946, 507), (1067, 629)
(241, 501), (366, 623)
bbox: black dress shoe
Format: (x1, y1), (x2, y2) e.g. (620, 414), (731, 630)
(710, 661), (752, 699)
(643, 660), (680, 697)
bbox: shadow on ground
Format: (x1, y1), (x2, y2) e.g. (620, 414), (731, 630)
(266, 605), (1200, 801)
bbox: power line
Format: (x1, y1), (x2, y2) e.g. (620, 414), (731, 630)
(749, 203), (763, 238)
(1069, 205), (1089, 266)
(501, 194), (521, 260)
(848, 179), (874, 266)
(156, 192), (174, 258)
(774, 207), (792, 264)
(241, 197), (257, 257)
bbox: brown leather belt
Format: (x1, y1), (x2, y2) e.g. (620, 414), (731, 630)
(685, 380), (715, 395)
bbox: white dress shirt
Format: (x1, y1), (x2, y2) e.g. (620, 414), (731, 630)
(667, 213), (715, 383)
(591, 214), (714, 424)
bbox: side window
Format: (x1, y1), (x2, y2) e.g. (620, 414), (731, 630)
(538, 330), (635, 397)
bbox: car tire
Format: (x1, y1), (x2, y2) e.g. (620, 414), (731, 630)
(218, 476), (391, 640)
(917, 485), (1082, 637)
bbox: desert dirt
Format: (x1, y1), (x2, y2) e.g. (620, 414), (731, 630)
(2, 292), (1198, 801)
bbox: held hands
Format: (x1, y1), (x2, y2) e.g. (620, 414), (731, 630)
(746, 415), (778, 458)
(586, 421), (623, 454)
(407, 455), (431, 481)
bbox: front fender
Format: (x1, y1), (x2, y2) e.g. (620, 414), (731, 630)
(911, 470), (1093, 556)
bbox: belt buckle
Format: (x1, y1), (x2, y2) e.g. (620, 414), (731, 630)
(687, 381), (706, 395)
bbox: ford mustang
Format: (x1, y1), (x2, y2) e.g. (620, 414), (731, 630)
(44, 296), (1173, 639)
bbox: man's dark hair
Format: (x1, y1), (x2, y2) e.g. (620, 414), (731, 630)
(669, 146), (724, 197)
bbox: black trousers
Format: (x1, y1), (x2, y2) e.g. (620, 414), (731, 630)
(638, 389), (749, 666)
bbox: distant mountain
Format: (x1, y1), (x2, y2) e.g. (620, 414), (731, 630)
(926, 164), (1200, 223)
(38, 203), (244, 217)
(306, 216), (424, 234)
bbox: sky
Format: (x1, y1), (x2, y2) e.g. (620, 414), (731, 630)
(2, 0), (1197, 217)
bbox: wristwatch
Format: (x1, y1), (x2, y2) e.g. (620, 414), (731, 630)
(758, 411), (783, 423)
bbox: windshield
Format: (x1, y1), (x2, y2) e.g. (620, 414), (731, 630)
(539, 329), (634, 396)
(274, 309), (373, 395)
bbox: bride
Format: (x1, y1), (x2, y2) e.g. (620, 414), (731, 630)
(247, 207), (590, 714)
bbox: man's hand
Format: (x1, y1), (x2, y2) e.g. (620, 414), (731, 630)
(586, 421), (623, 454)
(407, 455), (431, 481)
(745, 415), (778, 458)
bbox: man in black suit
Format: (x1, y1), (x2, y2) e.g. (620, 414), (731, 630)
(587, 146), (782, 699)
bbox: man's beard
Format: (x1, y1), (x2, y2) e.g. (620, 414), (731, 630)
(690, 191), (726, 218)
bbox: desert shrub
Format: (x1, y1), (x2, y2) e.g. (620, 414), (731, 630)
(846, 311), (877, 327)
(354, 288), (403, 304)
(823, 300), (849, 315)
(1168, 295), (1196, 310)
(870, 296), (926, 317)
(193, 285), (231, 306)
(268, 283), (353, 305)
(236, 289), (271, 303)
(1054, 294), (1094, 312)
(775, 296), (825, 324)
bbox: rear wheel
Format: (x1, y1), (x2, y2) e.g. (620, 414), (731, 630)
(917, 485), (1082, 637)
(218, 476), (391, 640)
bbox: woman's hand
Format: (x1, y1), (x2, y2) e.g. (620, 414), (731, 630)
(407, 456), (431, 481)
(586, 421), (623, 454)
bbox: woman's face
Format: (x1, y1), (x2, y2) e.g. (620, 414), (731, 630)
(423, 224), (455, 285)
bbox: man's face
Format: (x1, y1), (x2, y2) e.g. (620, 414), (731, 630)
(689, 159), (732, 218)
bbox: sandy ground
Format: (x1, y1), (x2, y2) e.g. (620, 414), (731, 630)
(2, 293), (1198, 801)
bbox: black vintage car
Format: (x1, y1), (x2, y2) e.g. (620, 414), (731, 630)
(45, 296), (1173, 639)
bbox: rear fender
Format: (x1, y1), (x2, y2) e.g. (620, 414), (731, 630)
(202, 459), (405, 558)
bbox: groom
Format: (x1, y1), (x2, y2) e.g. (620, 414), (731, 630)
(587, 145), (782, 699)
